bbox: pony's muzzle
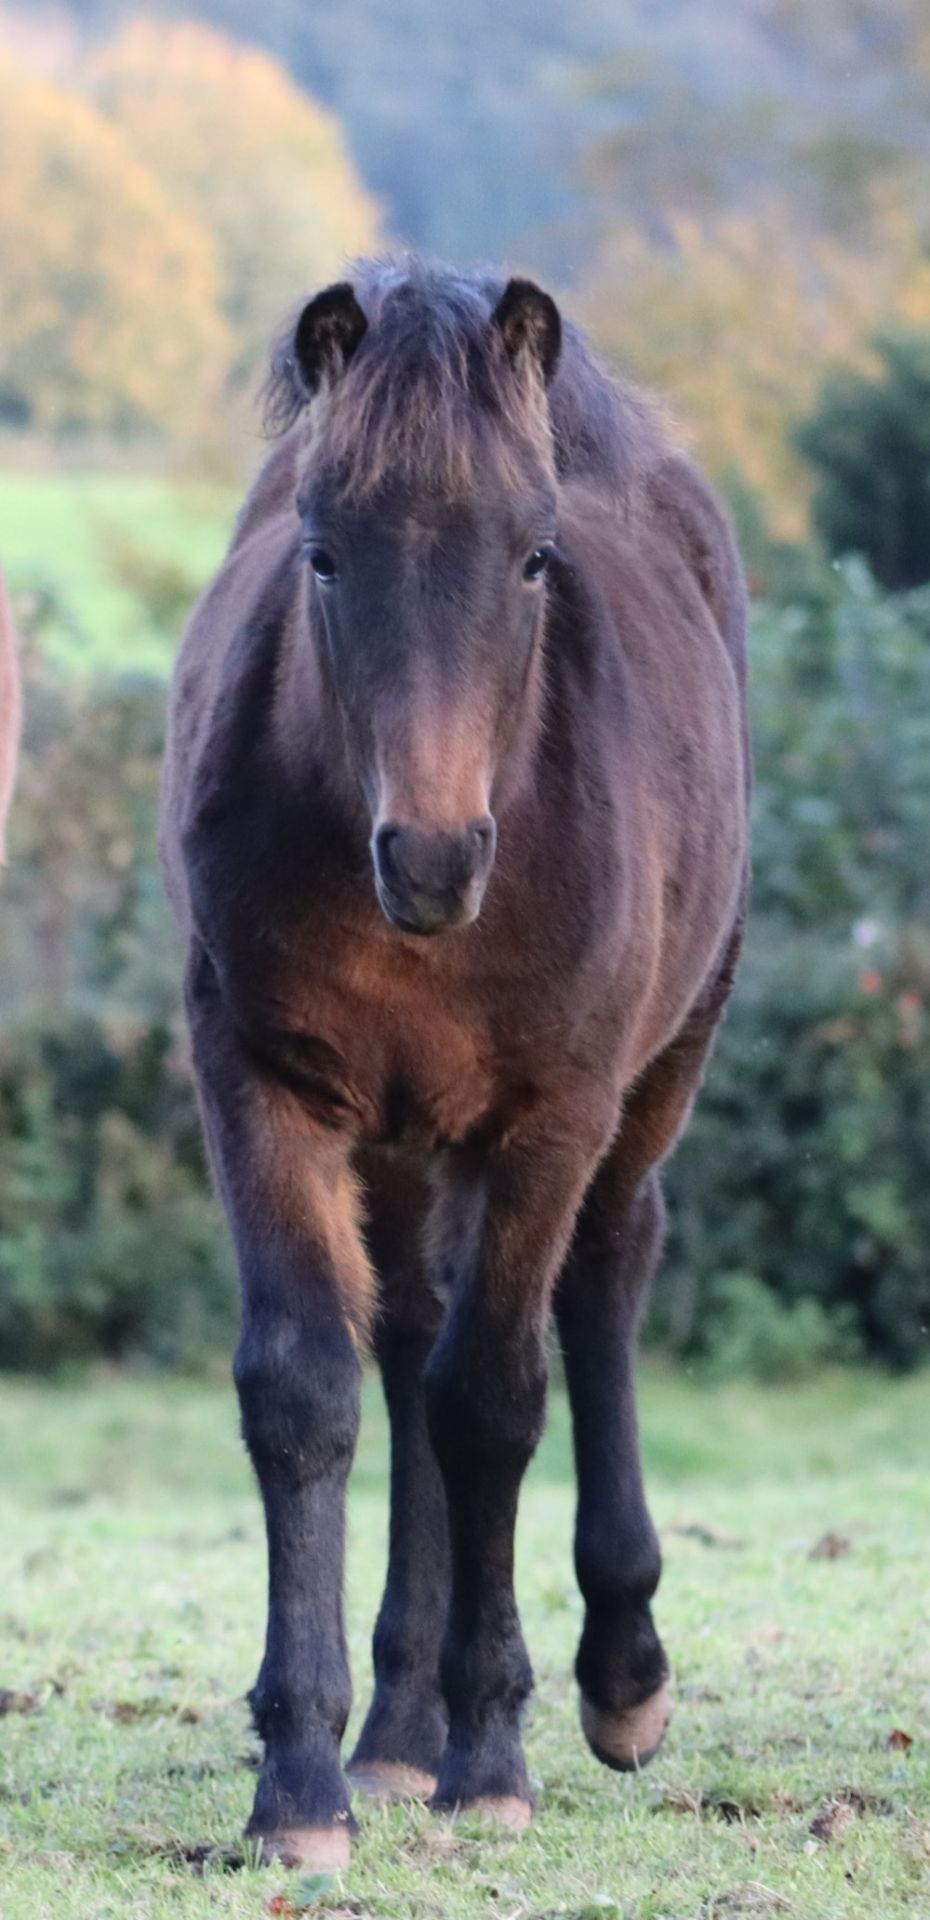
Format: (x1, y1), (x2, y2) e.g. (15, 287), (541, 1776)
(372, 816), (496, 935)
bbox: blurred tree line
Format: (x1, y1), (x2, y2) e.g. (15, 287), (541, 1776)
(44, 1), (930, 274)
(3, 1), (930, 522)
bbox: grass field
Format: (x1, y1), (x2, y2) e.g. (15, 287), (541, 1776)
(1, 1369), (928, 1920)
(0, 471), (237, 674)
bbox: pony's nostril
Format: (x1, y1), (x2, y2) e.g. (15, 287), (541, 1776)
(470, 815), (497, 869)
(373, 823), (401, 885)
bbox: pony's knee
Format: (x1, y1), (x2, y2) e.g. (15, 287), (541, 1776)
(234, 1305), (361, 1480)
(425, 1316), (546, 1479)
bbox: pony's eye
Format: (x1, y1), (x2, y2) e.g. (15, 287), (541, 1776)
(308, 547), (338, 583)
(523, 544), (553, 583)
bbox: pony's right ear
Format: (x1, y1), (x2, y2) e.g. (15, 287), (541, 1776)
(293, 283), (368, 395)
(492, 278), (562, 385)
(263, 283), (368, 435)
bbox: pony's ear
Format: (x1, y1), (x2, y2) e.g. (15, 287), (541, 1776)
(293, 282), (368, 395)
(492, 278), (562, 384)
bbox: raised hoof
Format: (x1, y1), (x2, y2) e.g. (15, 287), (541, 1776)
(250, 1823), (352, 1871)
(348, 1759), (438, 1804)
(436, 1794), (533, 1831)
(580, 1681), (672, 1772)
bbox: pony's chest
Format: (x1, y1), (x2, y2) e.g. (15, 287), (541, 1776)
(224, 912), (509, 1150)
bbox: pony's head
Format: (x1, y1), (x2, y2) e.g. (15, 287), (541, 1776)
(266, 261), (562, 935)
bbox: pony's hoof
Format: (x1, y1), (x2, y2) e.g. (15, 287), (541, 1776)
(580, 1681), (672, 1771)
(348, 1760), (437, 1803)
(474, 1795), (533, 1830)
(438, 1794), (533, 1831)
(250, 1823), (351, 1871)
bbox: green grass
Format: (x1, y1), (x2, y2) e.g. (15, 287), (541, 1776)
(0, 471), (237, 674)
(1, 1367), (929, 1919)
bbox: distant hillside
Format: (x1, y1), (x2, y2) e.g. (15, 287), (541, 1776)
(16, 0), (930, 275)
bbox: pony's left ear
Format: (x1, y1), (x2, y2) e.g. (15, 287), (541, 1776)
(492, 278), (562, 384)
(294, 282), (368, 395)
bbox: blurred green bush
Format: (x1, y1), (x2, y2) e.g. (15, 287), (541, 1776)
(795, 331), (930, 592)
(0, 595), (236, 1370)
(2, 560), (930, 1373)
(657, 561), (930, 1370)
(0, 1013), (233, 1369)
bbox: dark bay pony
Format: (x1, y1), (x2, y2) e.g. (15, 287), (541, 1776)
(160, 258), (750, 1870)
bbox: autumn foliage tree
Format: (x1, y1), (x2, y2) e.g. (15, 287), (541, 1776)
(581, 205), (930, 534)
(0, 55), (227, 436)
(87, 20), (380, 395)
(0, 21), (379, 441)
(578, 0), (930, 536)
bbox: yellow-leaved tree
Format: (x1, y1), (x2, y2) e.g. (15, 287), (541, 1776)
(88, 20), (381, 396)
(581, 197), (930, 535)
(0, 55), (228, 436)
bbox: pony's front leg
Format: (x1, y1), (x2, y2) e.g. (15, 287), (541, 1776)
(235, 1263), (362, 1871)
(425, 1116), (611, 1826)
(347, 1152), (450, 1803)
(189, 982), (372, 1871)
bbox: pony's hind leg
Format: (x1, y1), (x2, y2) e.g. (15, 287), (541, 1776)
(348, 1152), (450, 1802)
(555, 992), (729, 1772)
(556, 1167), (671, 1770)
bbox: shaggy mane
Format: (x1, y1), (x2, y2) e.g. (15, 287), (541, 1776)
(263, 255), (670, 506)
